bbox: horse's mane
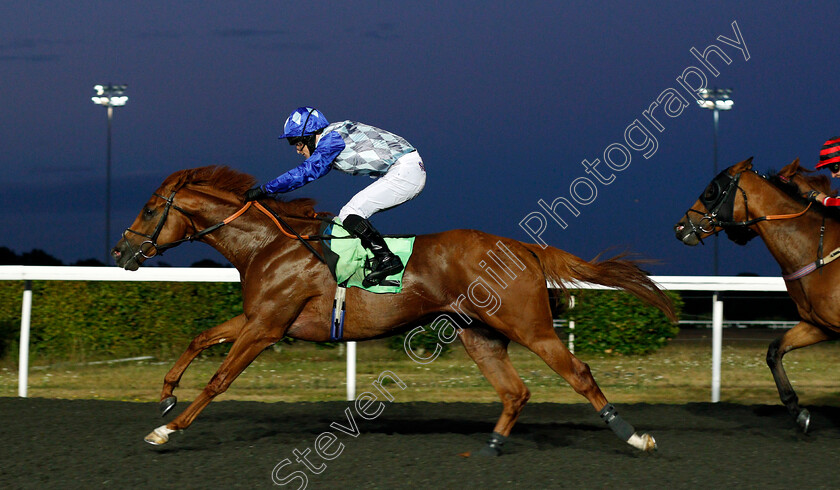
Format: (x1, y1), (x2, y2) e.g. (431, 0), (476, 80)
(766, 160), (840, 220)
(768, 165), (833, 197)
(163, 165), (320, 218)
(165, 165), (257, 194)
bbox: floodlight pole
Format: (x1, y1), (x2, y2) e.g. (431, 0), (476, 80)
(698, 88), (733, 403)
(106, 105), (113, 264)
(92, 84), (128, 264)
(698, 88), (733, 277)
(712, 106), (720, 276)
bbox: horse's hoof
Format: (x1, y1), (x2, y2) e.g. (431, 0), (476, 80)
(476, 445), (502, 457)
(796, 409), (811, 433)
(144, 425), (175, 446)
(628, 432), (657, 452)
(159, 396), (177, 417)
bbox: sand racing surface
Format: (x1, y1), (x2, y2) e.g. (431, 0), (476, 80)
(3, 398), (840, 488)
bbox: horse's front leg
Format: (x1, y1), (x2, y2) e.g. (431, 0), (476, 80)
(158, 314), (247, 416)
(766, 320), (832, 432)
(145, 318), (285, 445)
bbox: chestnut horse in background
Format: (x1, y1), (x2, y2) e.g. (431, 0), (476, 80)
(114, 165), (675, 454)
(675, 157), (840, 432)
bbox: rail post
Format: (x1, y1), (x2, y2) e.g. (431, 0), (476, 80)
(568, 294), (575, 354)
(346, 341), (356, 401)
(711, 295), (724, 403)
(18, 280), (32, 398)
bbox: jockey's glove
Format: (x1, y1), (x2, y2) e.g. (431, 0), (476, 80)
(805, 190), (821, 203)
(244, 187), (269, 201)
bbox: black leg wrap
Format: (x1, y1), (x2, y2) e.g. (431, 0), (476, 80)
(477, 431), (507, 457)
(766, 338), (781, 368)
(599, 403), (635, 442)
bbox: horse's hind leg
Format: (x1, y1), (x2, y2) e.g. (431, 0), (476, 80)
(158, 314), (247, 416)
(459, 325), (530, 456)
(766, 320), (833, 432)
(523, 332), (655, 451)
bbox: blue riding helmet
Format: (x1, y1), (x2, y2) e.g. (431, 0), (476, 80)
(278, 107), (329, 139)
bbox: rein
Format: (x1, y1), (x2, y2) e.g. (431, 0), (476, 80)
(122, 191), (334, 264)
(715, 202), (812, 228)
(250, 201), (326, 262)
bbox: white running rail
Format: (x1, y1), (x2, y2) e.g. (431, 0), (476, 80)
(1, 266), (788, 401)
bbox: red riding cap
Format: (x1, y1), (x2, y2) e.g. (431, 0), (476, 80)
(816, 136), (840, 169)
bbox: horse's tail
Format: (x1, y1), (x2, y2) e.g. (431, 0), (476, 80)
(522, 243), (677, 322)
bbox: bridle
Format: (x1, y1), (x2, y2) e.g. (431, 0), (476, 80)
(682, 168), (812, 245)
(122, 191), (180, 261)
(121, 188), (326, 265)
(122, 190), (219, 263)
(683, 169), (745, 243)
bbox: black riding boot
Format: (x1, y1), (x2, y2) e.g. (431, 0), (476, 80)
(342, 214), (404, 287)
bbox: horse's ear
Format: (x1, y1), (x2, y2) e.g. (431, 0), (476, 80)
(732, 156), (754, 172)
(779, 158), (801, 178)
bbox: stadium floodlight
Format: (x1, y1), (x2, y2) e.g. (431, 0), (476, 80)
(92, 84), (128, 106)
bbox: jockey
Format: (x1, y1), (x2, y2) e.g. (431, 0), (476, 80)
(244, 107), (426, 287)
(807, 136), (840, 206)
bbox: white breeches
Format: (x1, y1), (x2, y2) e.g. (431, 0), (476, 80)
(338, 151), (426, 221)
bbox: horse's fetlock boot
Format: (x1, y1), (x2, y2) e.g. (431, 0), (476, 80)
(159, 396), (177, 417)
(796, 409), (811, 433)
(476, 431), (506, 457)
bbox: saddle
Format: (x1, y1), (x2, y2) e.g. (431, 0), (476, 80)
(319, 219), (415, 294)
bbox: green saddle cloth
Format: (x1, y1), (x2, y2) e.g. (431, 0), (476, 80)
(323, 219), (415, 293)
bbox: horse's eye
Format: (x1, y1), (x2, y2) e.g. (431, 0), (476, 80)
(143, 207), (156, 219)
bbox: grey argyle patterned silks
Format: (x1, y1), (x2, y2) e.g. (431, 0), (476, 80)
(325, 121), (416, 176)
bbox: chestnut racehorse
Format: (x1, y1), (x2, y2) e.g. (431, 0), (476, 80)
(675, 157), (840, 432)
(113, 165), (675, 454)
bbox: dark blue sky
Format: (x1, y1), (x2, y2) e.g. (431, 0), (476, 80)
(2, 1), (837, 275)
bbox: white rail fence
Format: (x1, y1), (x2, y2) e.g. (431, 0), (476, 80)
(1, 266), (788, 402)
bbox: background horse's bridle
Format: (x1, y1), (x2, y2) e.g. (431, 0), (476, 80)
(683, 169), (811, 244)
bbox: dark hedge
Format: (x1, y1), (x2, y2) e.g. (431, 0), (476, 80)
(0, 282), (681, 362)
(558, 290), (683, 355)
(0, 281), (243, 362)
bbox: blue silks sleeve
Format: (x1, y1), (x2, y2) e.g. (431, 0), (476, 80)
(263, 131), (346, 194)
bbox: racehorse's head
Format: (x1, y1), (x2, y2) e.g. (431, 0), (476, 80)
(111, 185), (197, 270)
(112, 166), (256, 270)
(674, 157), (758, 246)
